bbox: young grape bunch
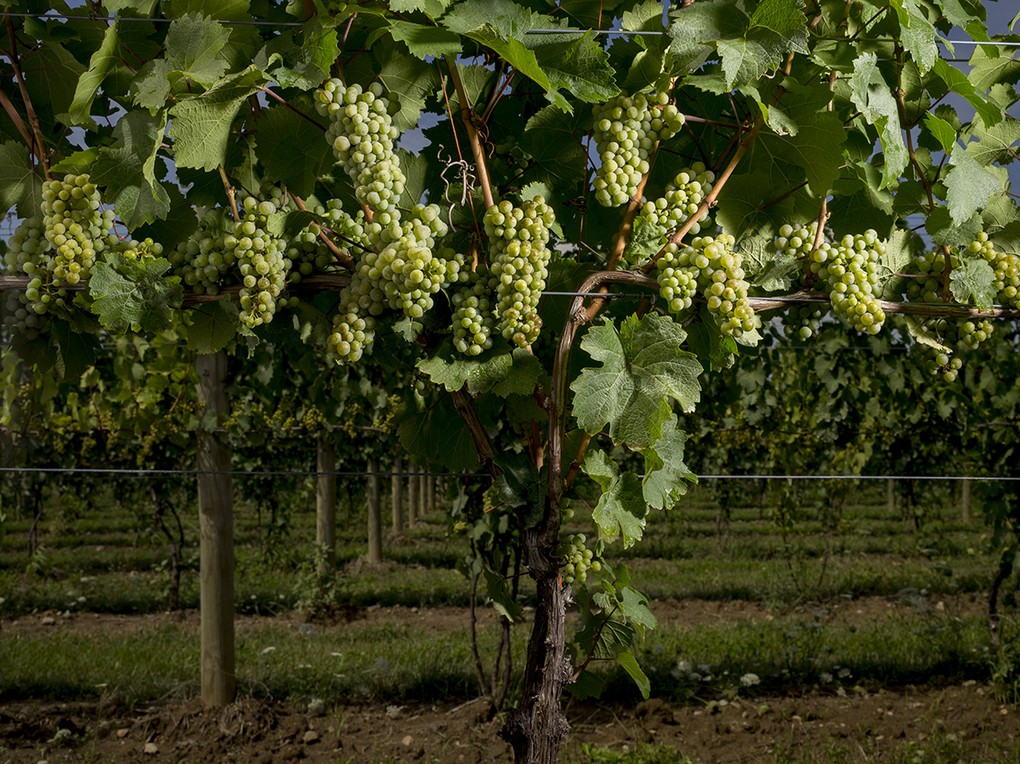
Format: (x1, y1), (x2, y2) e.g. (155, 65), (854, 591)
(485, 196), (556, 348)
(2, 216), (52, 337)
(559, 533), (600, 586)
(658, 234), (759, 339)
(969, 231), (1020, 309)
(227, 196), (291, 329)
(315, 79), (406, 229)
(451, 271), (497, 357)
(810, 230), (886, 335)
(40, 173), (114, 288)
(171, 209), (234, 294)
(771, 222), (822, 339)
(592, 92), (685, 207)
(622, 163), (715, 268)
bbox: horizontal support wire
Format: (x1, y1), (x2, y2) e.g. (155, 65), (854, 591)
(0, 466), (1016, 481)
(1, 12), (1018, 47)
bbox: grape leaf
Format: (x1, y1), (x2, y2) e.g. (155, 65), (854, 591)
(259, 19), (340, 90)
(23, 43), (84, 123)
(0, 141), (41, 218)
(67, 22), (119, 127)
(583, 449), (647, 547)
(91, 110), (171, 229)
(967, 44), (1020, 93)
(441, 0), (569, 111)
(417, 348), (542, 396)
(642, 415), (696, 511)
(923, 113), (958, 154)
(667, 0), (744, 72)
(529, 31), (619, 104)
(390, 20), (462, 58)
(397, 394), (480, 470)
(926, 207), (983, 248)
(88, 254), (183, 333)
(165, 13), (232, 86)
(850, 53), (908, 189)
(932, 58), (1003, 128)
(891, 0), (937, 73)
(168, 65), (266, 171)
(616, 650), (651, 699)
(186, 300), (239, 353)
(571, 313), (702, 449)
(949, 258), (996, 309)
(389, 0), (453, 18)
(945, 143), (1002, 225)
(966, 115), (1020, 166)
(760, 111), (846, 196)
(253, 104), (331, 197)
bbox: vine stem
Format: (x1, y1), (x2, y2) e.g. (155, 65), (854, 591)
(258, 87), (325, 131)
(445, 55), (496, 210)
(606, 147), (657, 270)
(642, 116), (764, 274)
(6, 17), (50, 179)
(218, 167), (241, 223)
(0, 86), (34, 151)
(291, 195), (356, 272)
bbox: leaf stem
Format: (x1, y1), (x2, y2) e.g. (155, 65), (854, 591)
(445, 55), (496, 210)
(6, 17), (50, 179)
(218, 167), (241, 222)
(258, 87), (326, 132)
(292, 195), (356, 271)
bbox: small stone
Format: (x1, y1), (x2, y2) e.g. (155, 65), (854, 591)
(143, 742), (159, 755)
(402, 735), (414, 747)
(302, 730), (320, 744)
(116, 728), (130, 739)
(935, 601), (945, 612)
(41, 616), (56, 626)
(307, 698), (326, 717)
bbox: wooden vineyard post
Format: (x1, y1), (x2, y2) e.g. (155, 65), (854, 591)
(316, 437), (337, 579)
(367, 457), (382, 564)
(407, 461), (419, 526)
(962, 478), (972, 523)
(391, 457), (404, 535)
(418, 471), (428, 519)
(196, 351), (235, 707)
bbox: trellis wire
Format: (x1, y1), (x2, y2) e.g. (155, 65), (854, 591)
(1, 466), (1016, 481)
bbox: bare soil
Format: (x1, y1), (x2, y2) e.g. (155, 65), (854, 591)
(1, 597), (1017, 763)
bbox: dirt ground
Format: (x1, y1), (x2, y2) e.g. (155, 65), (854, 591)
(1, 684), (1017, 764)
(2, 598), (1018, 763)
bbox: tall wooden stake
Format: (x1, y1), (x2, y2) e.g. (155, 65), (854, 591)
(367, 457), (382, 564)
(197, 351), (235, 707)
(391, 457), (404, 535)
(316, 437), (337, 578)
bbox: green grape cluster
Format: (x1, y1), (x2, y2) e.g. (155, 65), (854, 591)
(655, 249), (699, 314)
(2, 216), (51, 337)
(327, 306), (375, 363)
(171, 209), (234, 294)
(771, 222), (822, 339)
(326, 205), (461, 363)
(622, 164), (715, 269)
(960, 318), (994, 351)
(658, 234), (758, 338)
(970, 231), (1020, 309)
(921, 338), (963, 383)
(592, 92), (685, 207)
(810, 230), (886, 334)
(559, 533), (600, 586)
(315, 79), (406, 224)
(451, 270), (496, 357)
(40, 173), (114, 287)
(227, 197), (291, 329)
(905, 250), (949, 303)
(485, 197), (555, 348)
(287, 199), (362, 281)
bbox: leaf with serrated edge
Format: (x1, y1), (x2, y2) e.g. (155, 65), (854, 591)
(186, 301), (239, 353)
(572, 314), (702, 449)
(584, 450), (647, 548)
(68, 22), (119, 126)
(946, 143), (1002, 226)
(642, 416), (696, 511)
(949, 258), (996, 309)
(168, 66), (265, 171)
